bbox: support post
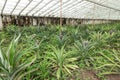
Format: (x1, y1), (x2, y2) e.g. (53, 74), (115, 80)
(60, 0), (62, 26)
(59, 0), (62, 38)
(0, 15), (3, 30)
(92, 3), (95, 27)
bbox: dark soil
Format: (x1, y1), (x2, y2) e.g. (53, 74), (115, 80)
(68, 69), (120, 80)
(68, 69), (100, 80)
(106, 74), (120, 80)
(80, 70), (100, 80)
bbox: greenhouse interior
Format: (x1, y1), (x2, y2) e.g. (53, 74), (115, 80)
(0, 0), (120, 80)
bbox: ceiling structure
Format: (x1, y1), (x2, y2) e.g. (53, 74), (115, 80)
(0, 0), (120, 20)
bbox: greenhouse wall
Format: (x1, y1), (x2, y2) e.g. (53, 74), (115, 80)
(83, 20), (111, 24)
(1, 15), (113, 27)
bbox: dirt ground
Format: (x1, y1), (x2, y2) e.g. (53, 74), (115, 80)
(106, 74), (120, 80)
(79, 70), (100, 80)
(68, 69), (120, 80)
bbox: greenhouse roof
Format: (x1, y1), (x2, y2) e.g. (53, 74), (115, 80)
(0, 0), (120, 20)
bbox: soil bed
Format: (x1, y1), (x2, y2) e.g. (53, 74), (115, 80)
(68, 69), (120, 80)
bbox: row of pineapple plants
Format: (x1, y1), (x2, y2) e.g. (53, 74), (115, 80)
(0, 22), (120, 80)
